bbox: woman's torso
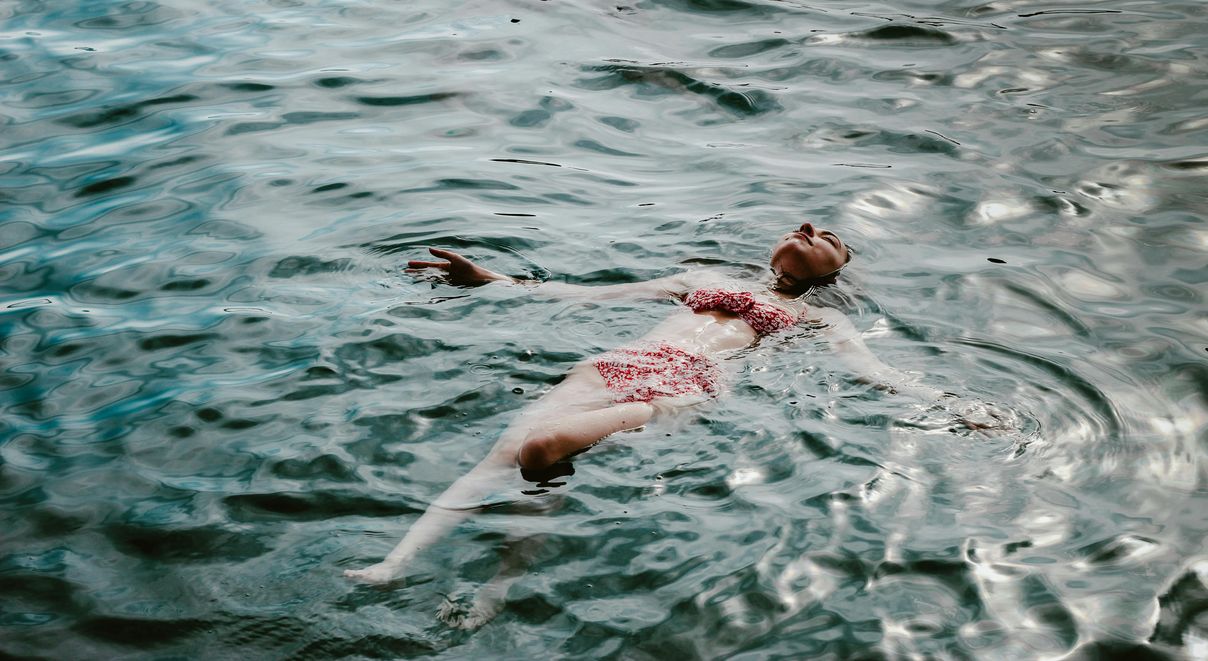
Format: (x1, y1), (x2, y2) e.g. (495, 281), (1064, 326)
(635, 287), (801, 355)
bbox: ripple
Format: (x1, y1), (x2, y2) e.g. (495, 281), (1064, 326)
(852, 24), (958, 45)
(576, 62), (782, 117)
(3, 0), (1207, 656)
(352, 91), (458, 107)
(1151, 559), (1208, 651)
(104, 523), (270, 563)
(224, 491), (419, 522)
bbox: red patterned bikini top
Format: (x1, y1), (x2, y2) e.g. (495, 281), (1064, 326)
(683, 288), (799, 336)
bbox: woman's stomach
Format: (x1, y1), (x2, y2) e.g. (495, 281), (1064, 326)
(631, 309), (757, 355)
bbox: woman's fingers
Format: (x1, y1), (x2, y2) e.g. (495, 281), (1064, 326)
(428, 247), (469, 264)
(409, 247), (496, 285)
(406, 260), (451, 269)
(407, 247), (462, 270)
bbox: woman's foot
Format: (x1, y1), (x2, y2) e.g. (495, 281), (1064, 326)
(437, 591), (503, 630)
(343, 562), (403, 585)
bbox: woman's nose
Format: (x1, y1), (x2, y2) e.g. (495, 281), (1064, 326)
(799, 222), (815, 236)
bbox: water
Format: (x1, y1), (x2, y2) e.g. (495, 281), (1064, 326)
(2, 0), (1206, 657)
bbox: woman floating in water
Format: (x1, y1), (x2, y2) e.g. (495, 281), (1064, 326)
(344, 222), (1002, 624)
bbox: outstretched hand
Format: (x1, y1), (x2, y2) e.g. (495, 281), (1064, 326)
(897, 393), (1020, 436)
(406, 247), (513, 286)
(944, 395), (1017, 433)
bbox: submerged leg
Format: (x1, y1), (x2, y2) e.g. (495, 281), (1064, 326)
(343, 454), (512, 584)
(516, 402), (654, 471)
(438, 534), (546, 629)
(344, 366), (626, 585)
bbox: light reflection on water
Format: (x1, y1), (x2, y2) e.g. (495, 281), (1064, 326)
(2, 0), (1207, 657)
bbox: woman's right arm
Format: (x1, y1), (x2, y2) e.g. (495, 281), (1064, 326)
(407, 247), (696, 301)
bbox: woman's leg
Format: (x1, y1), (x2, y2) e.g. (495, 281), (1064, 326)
(438, 533), (546, 629)
(343, 451), (513, 584)
(344, 365), (624, 584)
(516, 402), (654, 470)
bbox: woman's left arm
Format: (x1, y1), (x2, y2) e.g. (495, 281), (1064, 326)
(815, 307), (1015, 430)
(813, 307), (945, 403)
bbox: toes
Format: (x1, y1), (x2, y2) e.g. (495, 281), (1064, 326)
(437, 599), (468, 627)
(437, 594), (497, 629)
(343, 565), (397, 585)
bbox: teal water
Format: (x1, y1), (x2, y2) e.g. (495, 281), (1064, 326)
(2, 0), (1207, 657)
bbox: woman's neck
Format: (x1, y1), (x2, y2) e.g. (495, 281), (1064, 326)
(766, 278), (806, 300)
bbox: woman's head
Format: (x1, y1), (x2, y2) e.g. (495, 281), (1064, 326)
(769, 222), (850, 293)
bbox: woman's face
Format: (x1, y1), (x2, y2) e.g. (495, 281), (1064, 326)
(769, 222), (849, 290)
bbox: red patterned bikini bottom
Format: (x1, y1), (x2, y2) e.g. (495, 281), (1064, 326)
(593, 342), (721, 403)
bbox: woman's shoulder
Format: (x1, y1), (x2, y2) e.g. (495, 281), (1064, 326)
(678, 268), (734, 291)
(801, 304), (852, 332)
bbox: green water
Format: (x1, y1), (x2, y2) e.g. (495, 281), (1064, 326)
(2, 0), (1207, 658)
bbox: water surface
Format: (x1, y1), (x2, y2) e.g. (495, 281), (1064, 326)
(2, 0), (1207, 658)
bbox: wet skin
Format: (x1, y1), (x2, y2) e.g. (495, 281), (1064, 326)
(769, 222), (849, 293)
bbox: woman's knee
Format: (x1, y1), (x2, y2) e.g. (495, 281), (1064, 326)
(618, 402), (655, 426)
(516, 402), (654, 471)
(517, 434), (557, 471)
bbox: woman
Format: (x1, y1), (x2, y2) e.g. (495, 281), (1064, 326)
(344, 222), (976, 611)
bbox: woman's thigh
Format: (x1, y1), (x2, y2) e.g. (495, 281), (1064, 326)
(496, 363), (616, 443)
(521, 361), (708, 421)
(527, 363), (616, 413)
